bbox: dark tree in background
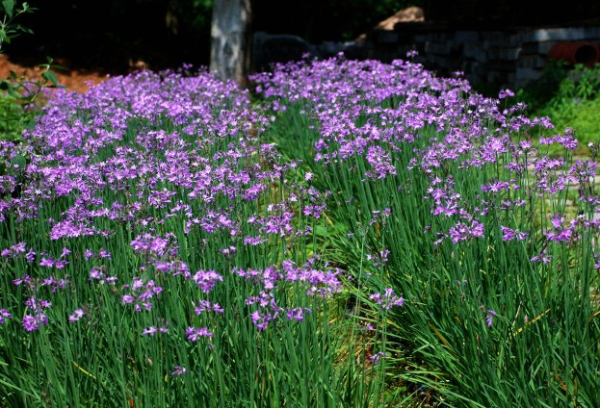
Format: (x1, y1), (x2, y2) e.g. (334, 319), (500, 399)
(210, 0), (252, 83)
(210, 0), (419, 81)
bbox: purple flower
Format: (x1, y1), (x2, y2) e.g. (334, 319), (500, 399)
(185, 327), (213, 342)
(22, 315), (39, 332)
(286, 307), (311, 322)
(244, 235), (267, 246)
(84, 249), (95, 260)
(486, 310), (496, 328)
(250, 310), (273, 331)
(90, 267), (104, 280)
(369, 288), (404, 310)
(105, 276), (118, 284)
(39, 257), (54, 267)
(11, 242), (26, 254)
(22, 313), (48, 332)
(369, 351), (390, 366)
(0, 309), (12, 324)
(449, 220), (484, 244)
(25, 297), (51, 310)
(500, 226), (528, 241)
(55, 260), (69, 269)
(122, 295), (135, 304)
(481, 181), (510, 193)
(13, 275), (31, 286)
(498, 89), (514, 99)
(68, 309), (85, 323)
(531, 251), (553, 264)
(25, 249), (36, 263)
(192, 270), (223, 293)
(193, 300), (225, 315)
(171, 365), (187, 376)
(251, 310), (262, 325)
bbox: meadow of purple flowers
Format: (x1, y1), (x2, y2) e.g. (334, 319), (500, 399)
(254, 55), (600, 407)
(0, 55), (599, 407)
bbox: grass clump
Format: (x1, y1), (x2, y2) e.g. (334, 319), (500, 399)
(0, 1), (58, 143)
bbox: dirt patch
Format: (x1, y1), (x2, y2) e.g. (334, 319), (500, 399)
(0, 54), (109, 93)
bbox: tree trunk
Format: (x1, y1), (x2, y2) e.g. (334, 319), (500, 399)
(210, 0), (252, 84)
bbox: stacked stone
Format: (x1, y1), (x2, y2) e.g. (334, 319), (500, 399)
(378, 25), (600, 90)
(252, 26), (600, 90)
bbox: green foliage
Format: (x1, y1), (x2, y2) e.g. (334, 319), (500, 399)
(180, 0), (213, 35)
(517, 61), (600, 146)
(0, 0), (34, 50)
(515, 60), (571, 112)
(0, 1), (58, 143)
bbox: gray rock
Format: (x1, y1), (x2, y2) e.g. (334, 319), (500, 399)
(488, 47), (521, 60)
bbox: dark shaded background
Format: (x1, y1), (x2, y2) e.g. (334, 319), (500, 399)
(422, 0), (600, 30)
(7, 0), (415, 72)
(7, 0), (600, 75)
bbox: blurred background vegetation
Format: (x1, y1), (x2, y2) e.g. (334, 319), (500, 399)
(515, 61), (600, 149)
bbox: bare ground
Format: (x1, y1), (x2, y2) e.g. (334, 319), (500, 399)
(0, 54), (109, 93)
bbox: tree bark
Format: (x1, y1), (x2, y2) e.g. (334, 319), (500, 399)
(210, 0), (252, 84)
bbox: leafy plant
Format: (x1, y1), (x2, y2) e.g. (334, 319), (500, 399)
(517, 61), (600, 146)
(0, 1), (59, 142)
(0, 0), (33, 49)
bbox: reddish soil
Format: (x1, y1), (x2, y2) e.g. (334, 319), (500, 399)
(0, 54), (109, 93)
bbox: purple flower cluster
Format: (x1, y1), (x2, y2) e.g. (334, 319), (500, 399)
(234, 259), (342, 330)
(0, 67), (346, 350)
(186, 326), (213, 341)
(121, 278), (163, 312)
(193, 270), (223, 293)
(22, 297), (51, 332)
(253, 56), (600, 265)
(449, 220), (484, 244)
(369, 288), (404, 310)
(131, 233), (179, 258)
(8, 53), (595, 391)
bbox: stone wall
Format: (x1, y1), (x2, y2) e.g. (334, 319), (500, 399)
(366, 26), (600, 90)
(253, 26), (600, 91)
